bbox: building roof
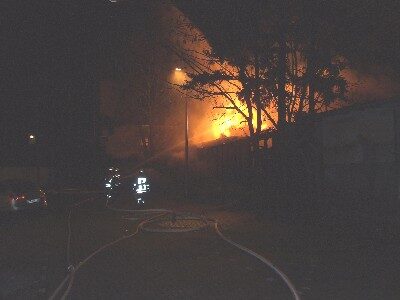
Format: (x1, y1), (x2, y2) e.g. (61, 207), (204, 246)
(315, 97), (400, 120)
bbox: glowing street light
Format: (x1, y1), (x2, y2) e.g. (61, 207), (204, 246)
(28, 134), (36, 145)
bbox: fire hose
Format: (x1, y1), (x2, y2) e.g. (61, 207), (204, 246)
(48, 199), (301, 300)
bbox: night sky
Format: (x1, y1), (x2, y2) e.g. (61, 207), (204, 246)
(177, 0), (400, 76)
(2, 0), (400, 177)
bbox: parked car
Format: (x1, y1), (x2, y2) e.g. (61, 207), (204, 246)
(0, 180), (47, 212)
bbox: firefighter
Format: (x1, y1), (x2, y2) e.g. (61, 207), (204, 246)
(132, 169), (150, 206)
(105, 167), (121, 200)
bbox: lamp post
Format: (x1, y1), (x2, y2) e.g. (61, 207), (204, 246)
(175, 67), (189, 200)
(28, 134), (39, 184)
(184, 92), (188, 200)
(28, 134), (36, 145)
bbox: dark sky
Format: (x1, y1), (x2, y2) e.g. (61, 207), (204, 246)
(2, 0), (400, 169)
(177, 0), (400, 77)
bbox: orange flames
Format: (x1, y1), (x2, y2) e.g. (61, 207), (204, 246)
(209, 107), (271, 140)
(211, 110), (244, 138)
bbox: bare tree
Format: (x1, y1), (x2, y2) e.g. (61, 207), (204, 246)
(173, 0), (347, 141)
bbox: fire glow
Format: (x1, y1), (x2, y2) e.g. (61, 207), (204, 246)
(208, 103), (272, 140)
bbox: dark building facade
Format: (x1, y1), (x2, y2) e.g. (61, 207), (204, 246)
(195, 99), (400, 223)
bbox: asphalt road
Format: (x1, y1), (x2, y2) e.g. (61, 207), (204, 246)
(2, 191), (399, 300)
(0, 192), (293, 300)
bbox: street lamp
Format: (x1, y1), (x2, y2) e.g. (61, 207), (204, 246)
(28, 133), (39, 184)
(28, 134), (36, 145)
(174, 67), (189, 200)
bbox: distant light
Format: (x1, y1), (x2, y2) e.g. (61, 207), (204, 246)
(109, 0), (117, 2)
(28, 134), (36, 144)
(175, 68), (182, 71)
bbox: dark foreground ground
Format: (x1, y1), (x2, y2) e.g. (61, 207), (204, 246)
(0, 191), (399, 299)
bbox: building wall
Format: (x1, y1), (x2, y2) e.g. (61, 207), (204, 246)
(320, 101), (399, 218)
(193, 100), (400, 221)
(322, 104), (395, 165)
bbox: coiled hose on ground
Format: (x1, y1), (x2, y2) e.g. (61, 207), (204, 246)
(48, 198), (301, 300)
